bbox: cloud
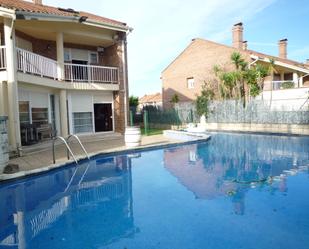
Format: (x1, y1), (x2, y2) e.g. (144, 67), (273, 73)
(45, 0), (276, 96)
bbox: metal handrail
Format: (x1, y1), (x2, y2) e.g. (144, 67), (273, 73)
(53, 136), (78, 164)
(66, 134), (90, 160)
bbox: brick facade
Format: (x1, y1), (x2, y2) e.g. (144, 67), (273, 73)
(104, 33), (129, 134)
(161, 39), (252, 109)
(161, 38), (309, 109)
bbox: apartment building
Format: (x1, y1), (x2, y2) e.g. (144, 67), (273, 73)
(0, 0), (132, 153)
(162, 23), (309, 109)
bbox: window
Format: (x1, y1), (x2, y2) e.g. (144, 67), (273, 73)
(64, 50), (71, 62)
(16, 37), (33, 52)
(187, 78), (195, 89)
(89, 52), (98, 64)
(284, 73), (293, 81)
(32, 108), (48, 126)
(19, 101), (30, 125)
(73, 112), (93, 133)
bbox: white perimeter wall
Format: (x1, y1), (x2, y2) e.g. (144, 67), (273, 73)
(258, 88), (309, 111)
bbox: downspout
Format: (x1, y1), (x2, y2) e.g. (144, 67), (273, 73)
(248, 57), (258, 69)
(121, 29), (132, 130)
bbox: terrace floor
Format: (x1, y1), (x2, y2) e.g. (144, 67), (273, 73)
(1, 134), (180, 181)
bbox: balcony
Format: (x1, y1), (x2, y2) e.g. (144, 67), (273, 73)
(64, 63), (119, 84)
(15, 48), (119, 84)
(271, 80), (297, 90)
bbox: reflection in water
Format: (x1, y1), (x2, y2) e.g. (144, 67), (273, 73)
(0, 155), (135, 249)
(164, 133), (309, 215)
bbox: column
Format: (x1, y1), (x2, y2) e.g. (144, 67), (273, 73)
(59, 89), (68, 137)
(0, 82), (5, 115)
(56, 32), (64, 80)
(299, 75), (303, 87)
(4, 17), (21, 152)
(293, 72), (298, 88)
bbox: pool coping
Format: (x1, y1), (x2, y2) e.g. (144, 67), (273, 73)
(0, 136), (211, 183)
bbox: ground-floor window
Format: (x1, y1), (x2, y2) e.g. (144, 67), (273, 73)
(73, 112), (93, 133)
(19, 101), (30, 125)
(31, 107), (49, 126)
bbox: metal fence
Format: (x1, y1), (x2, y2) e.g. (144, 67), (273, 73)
(175, 99), (309, 125)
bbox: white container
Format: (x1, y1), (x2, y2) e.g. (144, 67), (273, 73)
(125, 126), (141, 148)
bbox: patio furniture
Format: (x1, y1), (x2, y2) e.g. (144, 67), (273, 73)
(20, 124), (39, 145)
(36, 124), (53, 140)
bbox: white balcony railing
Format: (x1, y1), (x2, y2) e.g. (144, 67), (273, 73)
(16, 48), (119, 84)
(0, 46), (6, 69)
(272, 80), (296, 90)
(17, 48), (58, 80)
(64, 63), (119, 84)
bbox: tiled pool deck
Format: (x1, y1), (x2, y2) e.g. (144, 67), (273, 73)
(1, 134), (207, 182)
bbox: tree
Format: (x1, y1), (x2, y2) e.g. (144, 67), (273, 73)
(129, 96), (139, 114)
(170, 93), (179, 106)
(195, 84), (214, 118)
(129, 96), (139, 108)
(214, 52), (269, 107)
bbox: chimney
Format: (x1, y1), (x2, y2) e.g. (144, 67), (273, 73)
(33, 0), (42, 5)
(306, 59), (309, 66)
(278, 38), (287, 59)
(232, 22), (243, 49)
(242, 41), (248, 50)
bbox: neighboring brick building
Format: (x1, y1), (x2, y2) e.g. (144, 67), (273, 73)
(139, 92), (162, 110)
(162, 23), (309, 109)
(0, 0), (132, 153)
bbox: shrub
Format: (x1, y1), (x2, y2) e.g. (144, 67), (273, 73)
(281, 81), (294, 89)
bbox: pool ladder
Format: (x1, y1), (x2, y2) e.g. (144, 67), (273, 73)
(52, 135), (90, 164)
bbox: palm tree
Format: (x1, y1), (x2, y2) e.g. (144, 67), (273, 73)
(213, 53), (270, 108)
(231, 52), (247, 107)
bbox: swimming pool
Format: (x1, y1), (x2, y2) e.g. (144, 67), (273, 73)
(0, 133), (309, 249)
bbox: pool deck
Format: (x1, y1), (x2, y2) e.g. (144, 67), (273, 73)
(0, 134), (210, 182)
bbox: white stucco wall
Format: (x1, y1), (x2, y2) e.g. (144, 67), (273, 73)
(258, 88), (309, 111)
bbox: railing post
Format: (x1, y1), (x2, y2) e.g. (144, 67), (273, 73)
(40, 56), (43, 77)
(22, 50), (26, 73)
(144, 110), (149, 136)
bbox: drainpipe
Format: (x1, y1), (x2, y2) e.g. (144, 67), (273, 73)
(121, 39), (128, 129)
(121, 29), (132, 130)
(248, 56), (259, 69)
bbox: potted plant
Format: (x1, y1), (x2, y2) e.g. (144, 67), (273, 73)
(195, 85), (214, 131)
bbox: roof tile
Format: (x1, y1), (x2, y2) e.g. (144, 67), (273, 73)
(0, 0), (127, 28)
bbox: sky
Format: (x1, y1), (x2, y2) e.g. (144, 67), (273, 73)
(44, 0), (309, 97)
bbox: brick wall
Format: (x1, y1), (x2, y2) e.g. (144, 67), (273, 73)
(105, 33), (129, 134)
(162, 39), (254, 109)
(15, 30), (104, 64)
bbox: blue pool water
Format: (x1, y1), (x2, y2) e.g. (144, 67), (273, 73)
(1, 133), (309, 249)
